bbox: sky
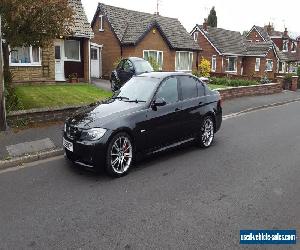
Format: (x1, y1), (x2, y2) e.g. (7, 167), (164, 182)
(82, 0), (300, 34)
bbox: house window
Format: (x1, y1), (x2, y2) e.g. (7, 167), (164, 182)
(10, 46), (41, 66)
(225, 57), (237, 72)
(143, 50), (163, 70)
(175, 51), (193, 71)
(278, 61), (286, 73)
(255, 58), (261, 72)
(283, 40), (288, 52)
(211, 56), (216, 72)
(64, 40), (80, 61)
(266, 59), (273, 71)
(99, 15), (104, 31)
(91, 48), (98, 60)
(291, 41), (297, 52)
(193, 32), (199, 42)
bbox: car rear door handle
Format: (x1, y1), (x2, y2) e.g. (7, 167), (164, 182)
(175, 108), (181, 112)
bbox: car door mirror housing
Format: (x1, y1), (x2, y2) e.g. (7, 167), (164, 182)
(152, 97), (166, 109)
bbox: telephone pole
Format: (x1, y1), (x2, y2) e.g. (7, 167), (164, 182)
(0, 15), (7, 131)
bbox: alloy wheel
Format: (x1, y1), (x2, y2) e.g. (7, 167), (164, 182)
(201, 117), (214, 147)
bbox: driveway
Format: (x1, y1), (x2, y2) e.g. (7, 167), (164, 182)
(92, 78), (111, 91)
(0, 101), (299, 249)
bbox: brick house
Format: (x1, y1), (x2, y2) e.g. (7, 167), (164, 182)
(9, 0), (94, 84)
(191, 20), (278, 79)
(246, 24), (300, 74)
(90, 3), (201, 79)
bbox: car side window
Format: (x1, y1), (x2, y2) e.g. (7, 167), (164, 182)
(197, 80), (205, 97)
(123, 60), (134, 73)
(179, 76), (198, 100)
(156, 77), (179, 104)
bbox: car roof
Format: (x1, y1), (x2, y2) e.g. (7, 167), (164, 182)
(138, 71), (193, 79)
(127, 57), (147, 62)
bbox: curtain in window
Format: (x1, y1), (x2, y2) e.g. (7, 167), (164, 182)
(176, 52), (192, 71)
(32, 47), (40, 63)
(11, 47), (31, 63)
(65, 40), (80, 61)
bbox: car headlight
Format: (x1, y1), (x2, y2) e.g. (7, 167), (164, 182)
(81, 128), (107, 141)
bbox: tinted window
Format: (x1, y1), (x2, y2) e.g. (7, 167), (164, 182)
(197, 80), (205, 97)
(134, 60), (153, 74)
(123, 60), (134, 73)
(116, 76), (159, 102)
(179, 76), (198, 100)
(156, 77), (178, 104)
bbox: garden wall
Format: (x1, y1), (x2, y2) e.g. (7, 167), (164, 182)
(217, 83), (282, 100)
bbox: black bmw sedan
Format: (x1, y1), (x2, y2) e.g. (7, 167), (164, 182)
(63, 72), (222, 177)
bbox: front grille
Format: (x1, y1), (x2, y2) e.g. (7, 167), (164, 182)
(66, 125), (82, 140)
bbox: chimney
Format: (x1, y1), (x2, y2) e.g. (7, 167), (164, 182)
(266, 23), (273, 35)
(283, 27), (288, 37)
(203, 18), (208, 31)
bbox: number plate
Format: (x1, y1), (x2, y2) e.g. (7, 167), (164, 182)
(63, 138), (73, 152)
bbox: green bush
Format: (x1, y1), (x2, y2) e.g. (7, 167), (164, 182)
(3, 70), (23, 113)
(297, 66), (300, 77)
(209, 77), (258, 87)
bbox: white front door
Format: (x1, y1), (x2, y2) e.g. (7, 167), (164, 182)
(54, 40), (65, 81)
(91, 46), (101, 78)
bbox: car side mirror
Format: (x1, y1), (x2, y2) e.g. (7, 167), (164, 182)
(152, 97), (166, 110)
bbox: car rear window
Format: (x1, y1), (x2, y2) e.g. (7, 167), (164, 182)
(134, 60), (154, 74)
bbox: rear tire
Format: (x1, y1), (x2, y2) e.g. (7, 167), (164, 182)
(105, 132), (134, 177)
(197, 116), (215, 148)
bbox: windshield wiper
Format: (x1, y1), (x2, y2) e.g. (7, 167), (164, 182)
(112, 96), (130, 101)
(125, 99), (147, 103)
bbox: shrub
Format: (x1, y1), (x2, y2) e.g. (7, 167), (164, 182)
(297, 66), (300, 77)
(3, 70), (22, 113)
(198, 58), (211, 77)
(210, 77), (258, 87)
(113, 57), (123, 68)
(147, 56), (160, 71)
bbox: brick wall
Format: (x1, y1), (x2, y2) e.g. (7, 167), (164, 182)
(246, 29), (264, 42)
(91, 13), (122, 78)
(218, 83), (282, 100)
(11, 43), (55, 84)
(7, 105), (82, 127)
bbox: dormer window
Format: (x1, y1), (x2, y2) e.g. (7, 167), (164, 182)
(292, 41), (297, 52)
(99, 15), (104, 32)
(283, 40), (288, 52)
(193, 32), (199, 42)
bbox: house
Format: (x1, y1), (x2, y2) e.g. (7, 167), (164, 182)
(246, 24), (300, 74)
(90, 3), (201, 79)
(9, 0), (94, 84)
(191, 20), (278, 79)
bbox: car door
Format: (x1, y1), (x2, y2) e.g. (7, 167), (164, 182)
(178, 76), (207, 139)
(143, 76), (183, 150)
(118, 59), (135, 85)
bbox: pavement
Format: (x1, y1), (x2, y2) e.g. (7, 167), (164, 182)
(0, 89), (300, 164)
(0, 101), (299, 249)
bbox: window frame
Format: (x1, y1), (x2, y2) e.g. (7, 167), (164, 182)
(291, 41), (297, 53)
(265, 59), (274, 72)
(193, 32), (199, 42)
(99, 15), (104, 32)
(255, 58), (261, 72)
(211, 56), (217, 72)
(282, 40), (289, 52)
(143, 50), (164, 70)
(64, 40), (81, 62)
(175, 51), (194, 72)
(225, 56), (237, 73)
(9, 46), (42, 67)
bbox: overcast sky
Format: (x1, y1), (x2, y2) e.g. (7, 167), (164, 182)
(82, 0), (300, 34)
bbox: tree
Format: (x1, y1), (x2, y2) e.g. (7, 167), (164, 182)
(207, 6), (217, 27)
(0, 0), (74, 130)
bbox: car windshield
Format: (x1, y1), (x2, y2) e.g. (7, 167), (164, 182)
(114, 76), (159, 102)
(134, 60), (154, 74)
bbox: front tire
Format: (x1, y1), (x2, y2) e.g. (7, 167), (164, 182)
(105, 132), (134, 177)
(197, 116), (215, 148)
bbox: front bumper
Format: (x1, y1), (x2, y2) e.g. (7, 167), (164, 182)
(63, 132), (110, 168)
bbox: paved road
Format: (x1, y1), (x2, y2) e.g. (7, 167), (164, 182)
(0, 102), (300, 249)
